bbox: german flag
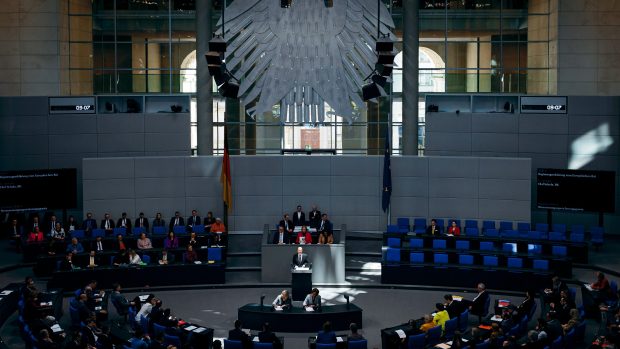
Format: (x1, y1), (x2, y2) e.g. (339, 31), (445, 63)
(220, 129), (232, 212)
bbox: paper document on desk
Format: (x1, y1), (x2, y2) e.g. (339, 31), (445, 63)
(395, 329), (406, 339)
(275, 306), (283, 311)
(584, 284), (594, 291)
(305, 306), (314, 312)
(436, 343), (451, 349)
(51, 324), (62, 333)
(452, 296), (463, 301)
(184, 325), (197, 331)
(337, 337), (344, 342)
(0, 290), (13, 295)
(243, 329), (251, 335)
(253, 336), (259, 342)
(138, 295), (150, 301)
(491, 315), (503, 322)
(193, 327), (206, 333)
(295, 266), (310, 271)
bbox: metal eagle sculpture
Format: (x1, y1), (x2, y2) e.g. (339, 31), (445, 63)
(216, 0), (395, 124)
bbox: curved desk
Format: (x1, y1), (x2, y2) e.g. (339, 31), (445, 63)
(238, 303), (362, 332)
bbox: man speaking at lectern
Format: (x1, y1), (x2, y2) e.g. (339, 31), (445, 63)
(292, 247), (310, 268)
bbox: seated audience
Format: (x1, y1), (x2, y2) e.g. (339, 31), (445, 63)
(66, 237), (84, 254)
(445, 294), (463, 319)
(188, 232), (201, 248)
(272, 290), (292, 310)
(65, 215), (78, 232)
(296, 225), (312, 244)
(129, 328), (150, 349)
(514, 290), (536, 320)
(158, 249), (175, 265)
(543, 275), (568, 305)
(113, 250), (129, 266)
(279, 214), (294, 234)
(272, 226), (291, 245)
(447, 220), (460, 235)
(433, 303), (450, 331)
(116, 212), (132, 233)
(85, 250), (100, 268)
(100, 213), (115, 233)
(426, 219), (441, 236)
(164, 231), (179, 249)
(316, 321), (337, 344)
(27, 227), (45, 243)
(38, 328), (61, 349)
(8, 219), (23, 252)
(451, 331), (465, 349)
(308, 205), (322, 229)
(128, 249), (142, 265)
(82, 212), (96, 235)
(204, 211), (216, 232)
(152, 213), (166, 233)
(292, 205), (305, 226)
(348, 323), (364, 341)
(169, 211), (185, 232)
(135, 297), (157, 322)
(258, 322), (282, 349)
(113, 234), (127, 251)
(59, 253), (76, 271)
(590, 271), (612, 302)
(110, 283), (133, 317)
(134, 212), (149, 231)
(303, 288), (321, 310)
(419, 314), (435, 332)
(187, 209), (201, 231)
(561, 309), (580, 334)
(91, 236), (105, 252)
(317, 214), (333, 244)
(228, 319), (251, 349)
(48, 222), (65, 254)
(211, 218), (227, 246)
(136, 232), (152, 250)
(184, 245), (198, 263)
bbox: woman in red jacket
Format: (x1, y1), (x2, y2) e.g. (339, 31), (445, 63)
(296, 225), (312, 244)
(447, 220), (461, 236)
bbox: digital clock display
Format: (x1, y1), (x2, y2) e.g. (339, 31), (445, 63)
(520, 96), (567, 114)
(49, 97), (96, 114)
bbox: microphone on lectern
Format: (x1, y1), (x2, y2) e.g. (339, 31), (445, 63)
(344, 294), (350, 308)
(260, 294), (266, 308)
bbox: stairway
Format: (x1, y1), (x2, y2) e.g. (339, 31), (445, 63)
(225, 232), (263, 283)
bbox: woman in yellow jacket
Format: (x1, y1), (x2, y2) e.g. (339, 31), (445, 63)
(433, 303), (451, 332)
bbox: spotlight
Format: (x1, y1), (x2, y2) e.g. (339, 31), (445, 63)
(208, 36), (227, 53)
(378, 51), (396, 65)
(260, 294), (266, 308)
(375, 37), (394, 52)
(205, 51), (223, 66)
(372, 74), (388, 88)
(362, 82), (381, 101)
(324, 0), (333, 7)
(280, 0), (291, 8)
(220, 80), (240, 99)
(344, 294), (350, 308)
(375, 63), (393, 76)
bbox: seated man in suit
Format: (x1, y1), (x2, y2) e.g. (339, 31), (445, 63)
(316, 321), (337, 344)
(272, 290), (292, 310)
(82, 212), (97, 236)
(426, 219), (441, 236)
(317, 214), (334, 244)
(228, 319), (251, 349)
(291, 247), (310, 268)
(100, 213), (115, 235)
(186, 209), (201, 232)
(158, 249), (175, 265)
(116, 212), (132, 234)
(303, 288), (321, 311)
(134, 212), (149, 231)
(272, 226), (291, 245)
(66, 237), (84, 254)
(461, 283), (489, 321)
(258, 322), (282, 349)
(292, 205), (305, 227)
(85, 250), (100, 268)
(168, 211), (184, 232)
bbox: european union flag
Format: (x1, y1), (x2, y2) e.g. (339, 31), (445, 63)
(382, 128), (392, 212)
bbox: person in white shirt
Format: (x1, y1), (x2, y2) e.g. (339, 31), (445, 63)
(128, 249), (142, 265)
(135, 298), (157, 322)
(48, 222), (66, 255)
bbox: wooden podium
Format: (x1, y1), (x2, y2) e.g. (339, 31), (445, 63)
(291, 268), (312, 301)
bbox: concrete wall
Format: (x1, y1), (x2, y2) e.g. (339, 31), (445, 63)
(425, 95), (620, 232)
(82, 156), (531, 231)
(0, 96), (191, 213)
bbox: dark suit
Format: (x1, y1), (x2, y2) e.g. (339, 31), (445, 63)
(308, 210), (321, 228)
(116, 217), (132, 232)
(100, 219), (115, 230)
(316, 331), (337, 344)
(134, 217), (150, 231)
(426, 224), (441, 236)
(446, 300), (463, 319)
(258, 331), (282, 349)
(168, 217), (185, 232)
(82, 218), (97, 232)
(292, 253), (310, 267)
(470, 290), (489, 316)
(272, 230), (291, 244)
(279, 219), (294, 232)
(228, 328), (251, 349)
(292, 211), (305, 226)
(318, 219), (332, 234)
(187, 215), (201, 227)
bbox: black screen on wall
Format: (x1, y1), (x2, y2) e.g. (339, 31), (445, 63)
(0, 168), (77, 210)
(537, 168), (615, 213)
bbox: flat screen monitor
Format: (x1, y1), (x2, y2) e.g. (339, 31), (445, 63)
(0, 168), (77, 210)
(537, 168), (615, 213)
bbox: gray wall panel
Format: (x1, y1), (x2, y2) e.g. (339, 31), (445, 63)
(426, 133), (472, 153)
(184, 157), (219, 177)
(82, 199), (136, 220)
(98, 134), (145, 153)
(426, 113), (472, 132)
(49, 134), (97, 154)
(391, 157), (429, 177)
(472, 133), (518, 153)
(145, 134), (189, 152)
(238, 176), (284, 196)
(479, 158), (531, 179)
(282, 157), (331, 176)
(97, 115), (144, 133)
(83, 158), (135, 179)
(184, 177), (221, 197)
(331, 157), (379, 176)
(429, 157), (479, 178)
(518, 114), (569, 134)
(518, 134), (568, 154)
(0, 135), (49, 155)
(282, 176), (330, 196)
(429, 198), (478, 219)
(145, 114), (189, 133)
(233, 156), (283, 176)
(0, 155), (49, 170)
(429, 178), (478, 198)
(471, 114), (518, 133)
(478, 179), (531, 201)
(83, 178), (134, 200)
(330, 176), (377, 196)
(391, 176), (429, 196)
(568, 115), (620, 135)
(48, 114), (97, 134)
(389, 197), (429, 218)
(0, 115), (47, 135)
(135, 157), (186, 178)
(478, 199), (530, 221)
(135, 178), (185, 198)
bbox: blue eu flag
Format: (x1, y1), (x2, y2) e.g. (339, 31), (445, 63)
(382, 128), (392, 212)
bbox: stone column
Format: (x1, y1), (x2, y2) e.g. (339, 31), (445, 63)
(196, 0), (214, 155)
(402, 0), (419, 155)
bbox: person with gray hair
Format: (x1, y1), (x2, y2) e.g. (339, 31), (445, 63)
(272, 290), (292, 310)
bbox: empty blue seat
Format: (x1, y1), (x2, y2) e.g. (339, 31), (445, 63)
(550, 335), (563, 349)
(485, 228), (499, 238)
(192, 225), (205, 234)
(253, 343), (274, 349)
(224, 339), (243, 349)
(479, 241), (494, 251)
(141, 254), (151, 264)
(410, 252), (424, 263)
(407, 333), (425, 349)
(427, 326), (442, 346)
(71, 229), (85, 238)
(173, 225), (186, 234)
(387, 224), (399, 233)
(570, 233), (585, 242)
(348, 339), (368, 349)
(153, 226), (166, 235)
(413, 218), (426, 234)
(502, 243), (517, 253)
(409, 238), (423, 249)
(528, 244), (542, 254)
(482, 220), (495, 231)
(552, 245), (567, 257)
(387, 237), (401, 248)
(444, 317), (458, 340)
(499, 221), (513, 231)
(434, 253), (449, 264)
(316, 344), (336, 349)
(465, 227), (479, 236)
(507, 257), (523, 268)
(458, 309), (469, 332)
(535, 223), (549, 232)
(113, 227), (127, 236)
(133, 227), (146, 235)
(528, 231), (542, 240)
(208, 247), (223, 262)
(483, 256), (498, 266)
(517, 222), (530, 232)
(549, 231), (565, 241)
(397, 217), (410, 233)
(591, 227), (604, 247)
(433, 219), (446, 229)
(552, 224), (566, 233)
(459, 254), (474, 265)
(465, 220), (478, 229)
(476, 343), (489, 349)
(502, 230), (519, 238)
(386, 248), (401, 262)
(153, 322), (166, 338)
(432, 239), (447, 249)
(518, 230), (529, 239)
(164, 334), (182, 348)
(455, 240), (470, 250)
(571, 225), (585, 235)
(533, 259), (549, 271)
(92, 229), (105, 238)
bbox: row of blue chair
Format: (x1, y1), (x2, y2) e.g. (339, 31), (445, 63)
(386, 247), (551, 271)
(388, 238), (570, 257)
(545, 322), (586, 349)
(407, 310), (470, 349)
(225, 339), (368, 349)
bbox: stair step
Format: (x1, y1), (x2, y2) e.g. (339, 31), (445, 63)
(225, 269), (261, 284)
(226, 254), (261, 268)
(345, 239), (383, 253)
(346, 255), (382, 268)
